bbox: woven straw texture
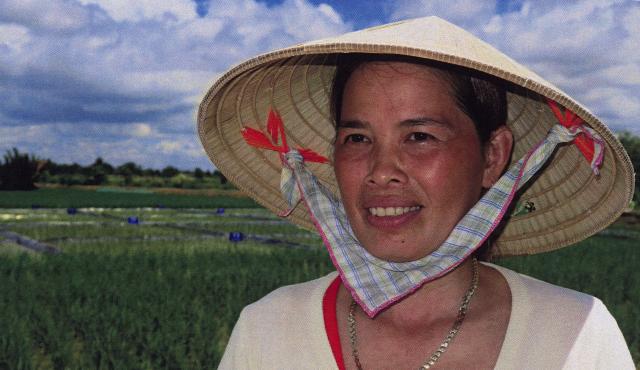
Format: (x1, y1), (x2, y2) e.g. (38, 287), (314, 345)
(198, 16), (634, 256)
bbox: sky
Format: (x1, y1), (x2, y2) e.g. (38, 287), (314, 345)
(1, 0), (639, 171)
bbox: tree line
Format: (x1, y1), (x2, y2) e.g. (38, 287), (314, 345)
(0, 149), (229, 191)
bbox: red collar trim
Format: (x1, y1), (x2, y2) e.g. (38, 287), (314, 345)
(322, 275), (345, 370)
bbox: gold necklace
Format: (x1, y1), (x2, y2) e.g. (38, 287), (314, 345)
(348, 257), (479, 370)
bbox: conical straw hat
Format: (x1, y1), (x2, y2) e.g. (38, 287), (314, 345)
(197, 16), (634, 256)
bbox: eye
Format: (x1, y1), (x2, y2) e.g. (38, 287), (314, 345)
(409, 132), (433, 142)
(343, 134), (369, 144)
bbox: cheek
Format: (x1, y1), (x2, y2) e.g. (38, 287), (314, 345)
(333, 147), (365, 204)
(409, 146), (485, 200)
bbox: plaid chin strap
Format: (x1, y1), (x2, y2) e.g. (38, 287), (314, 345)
(245, 105), (605, 318)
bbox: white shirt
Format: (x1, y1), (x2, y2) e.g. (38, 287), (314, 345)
(219, 263), (634, 369)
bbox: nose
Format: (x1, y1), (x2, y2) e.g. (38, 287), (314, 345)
(365, 144), (408, 187)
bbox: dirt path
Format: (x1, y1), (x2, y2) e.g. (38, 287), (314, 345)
(0, 230), (62, 254)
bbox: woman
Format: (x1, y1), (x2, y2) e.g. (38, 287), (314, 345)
(198, 17), (635, 369)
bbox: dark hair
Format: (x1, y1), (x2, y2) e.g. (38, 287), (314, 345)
(330, 54), (507, 144)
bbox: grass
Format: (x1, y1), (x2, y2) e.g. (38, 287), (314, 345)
(0, 192), (638, 368)
(0, 188), (258, 209)
(0, 243), (334, 369)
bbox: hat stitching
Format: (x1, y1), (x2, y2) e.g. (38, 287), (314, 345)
(511, 101), (545, 148)
(302, 59), (332, 124)
(513, 157), (591, 218)
(521, 145), (580, 199)
(287, 58), (333, 142)
(502, 169), (616, 243)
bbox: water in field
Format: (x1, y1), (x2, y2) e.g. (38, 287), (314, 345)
(0, 207), (323, 254)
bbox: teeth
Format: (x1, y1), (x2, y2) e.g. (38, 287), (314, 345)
(368, 206), (420, 217)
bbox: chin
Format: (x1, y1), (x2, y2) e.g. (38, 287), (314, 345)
(364, 242), (431, 263)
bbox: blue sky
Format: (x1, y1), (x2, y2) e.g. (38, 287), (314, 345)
(1, 0), (639, 170)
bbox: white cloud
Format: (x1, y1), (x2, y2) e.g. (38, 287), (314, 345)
(0, 0), (97, 33)
(600, 64), (640, 85)
(390, 0), (497, 30)
(205, 0), (350, 52)
(482, 15), (503, 34)
(156, 137), (207, 166)
(158, 140), (183, 154)
(0, 23), (31, 51)
(178, 17), (225, 39)
(318, 3), (343, 24)
(132, 123), (153, 137)
(76, 0), (197, 22)
(583, 87), (640, 118)
(124, 70), (215, 95)
(278, 0), (349, 40)
(622, 4), (640, 33)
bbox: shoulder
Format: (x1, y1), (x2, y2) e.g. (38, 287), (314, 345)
(486, 262), (595, 312)
(487, 263), (634, 369)
(243, 271), (339, 319)
(218, 272), (340, 369)
(564, 297), (635, 369)
(489, 262), (597, 339)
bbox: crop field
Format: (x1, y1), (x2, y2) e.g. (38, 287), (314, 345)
(0, 194), (638, 368)
(0, 188), (258, 209)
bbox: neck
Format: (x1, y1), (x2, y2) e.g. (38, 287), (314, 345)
(370, 258), (477, 331)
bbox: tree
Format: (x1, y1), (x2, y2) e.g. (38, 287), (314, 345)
(618, 132), (640, 203)
(115, 162), (143, 186)
(83, 157), (113, 185)
(48, 161), (81, 175)
(91, 157), (114, 175)
(161, 166), (180, 178)
(194, 167), (204, 179)
(115, 162), (143, 177)
(213, 170), (227, 185)
(0, 148), (47, 190)
(142, 168), (161, 177)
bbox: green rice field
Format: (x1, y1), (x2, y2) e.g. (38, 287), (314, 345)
(0, 188), (638, 368)
(0, 188), (258, 209)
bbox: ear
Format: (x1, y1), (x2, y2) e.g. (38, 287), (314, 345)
(482, 126), (514, 188)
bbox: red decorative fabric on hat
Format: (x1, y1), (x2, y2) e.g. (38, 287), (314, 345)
(241, 109), (329, 164)
(547, 99), (604, 175)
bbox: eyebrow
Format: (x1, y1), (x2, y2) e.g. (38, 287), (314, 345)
(337, 119), (368, 129)
(337, 117), (450, 129)
(400, 117), (450, 127)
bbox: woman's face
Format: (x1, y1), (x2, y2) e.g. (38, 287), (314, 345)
(334, 62), (499, 262)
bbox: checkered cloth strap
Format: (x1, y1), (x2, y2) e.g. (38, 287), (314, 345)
(280, 122), (603, 317)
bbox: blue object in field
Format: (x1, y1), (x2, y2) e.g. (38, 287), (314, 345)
(31, 204), (41, 209)
(229, 231), (244, 242)
(216, 208), (225, 214)
(67, 207), (77, 215)
(156, 204), (166, 209)
(127, 216), (139, 225)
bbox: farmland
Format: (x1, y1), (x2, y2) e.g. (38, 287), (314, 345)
(0, 187), (257, 209)
(0, 188), (638, 368)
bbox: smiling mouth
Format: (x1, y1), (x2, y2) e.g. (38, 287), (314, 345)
(368, 206), (421, 217)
